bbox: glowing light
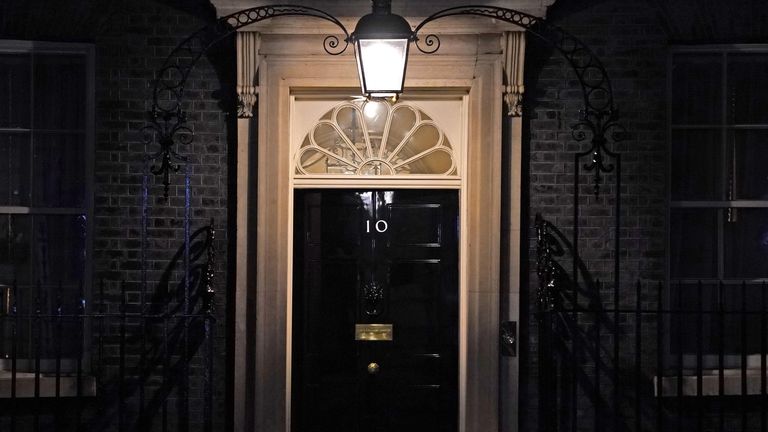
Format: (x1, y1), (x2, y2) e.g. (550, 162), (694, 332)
(355, 38), (409, 98)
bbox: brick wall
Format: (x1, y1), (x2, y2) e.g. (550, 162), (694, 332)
(520, 0), (668, 430)
(521, 0), (768, 429)
(93, 1), (233, 430)
(1, 0), (233, 430)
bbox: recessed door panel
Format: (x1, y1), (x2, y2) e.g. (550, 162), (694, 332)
(293, 189), (458, 432)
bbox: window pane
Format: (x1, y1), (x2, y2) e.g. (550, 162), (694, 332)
(671, 130), (722, 200)
(0, 214), (32, 285)
(0, 53), (30, 129)
(336, 106), (367, 158)
(724, 208), (768, 279)
(32, 133), (85, 207)
(728, 53), (768, 124)
(670, 282), (722, 353)
(30, 215), (87, 287)
(732, 130), (768, 200)
(671, 282), (764, 356)
(33, 54), (86, 130)
(670, 209), (718, 279)
(0, 133), (30, 206)
(671, 54), (721, 125)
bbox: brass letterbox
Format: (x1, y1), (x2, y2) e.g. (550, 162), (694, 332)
(355, 324), (393, 341)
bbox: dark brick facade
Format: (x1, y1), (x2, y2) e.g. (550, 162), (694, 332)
(92, 1), (233, 430)
(3, 0), (767, 430)
(1, 0), (233, 430)
(521, 0), (668, 430)
(520, 1), (768, 431)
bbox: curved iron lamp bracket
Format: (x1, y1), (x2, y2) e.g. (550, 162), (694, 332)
(145, 4), (623, 198)
(413, 6), (624, 196)
(144, 5), (351, 197)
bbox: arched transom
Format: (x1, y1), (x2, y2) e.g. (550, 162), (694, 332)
(294, 100), (457, 176)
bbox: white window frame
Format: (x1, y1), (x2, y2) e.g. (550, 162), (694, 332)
(0, 39), (95, 376)
(668, 44), (768, 284)
(667, 44), (768, 369)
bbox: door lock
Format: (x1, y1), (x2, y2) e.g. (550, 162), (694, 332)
(367, 362), (380, 375)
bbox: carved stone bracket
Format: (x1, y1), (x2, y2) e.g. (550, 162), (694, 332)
(237, 31), (260, 118)
(502, 31), (525, 117)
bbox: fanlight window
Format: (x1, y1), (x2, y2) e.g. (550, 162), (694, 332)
(295, 101), (457, 176)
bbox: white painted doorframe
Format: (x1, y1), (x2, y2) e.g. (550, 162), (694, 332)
(233, 22), (522, 432)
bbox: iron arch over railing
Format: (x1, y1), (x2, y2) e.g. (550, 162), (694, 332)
(144, 5), (351, 198)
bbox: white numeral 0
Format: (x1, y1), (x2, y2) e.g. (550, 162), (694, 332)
(365, 220), (388, 233)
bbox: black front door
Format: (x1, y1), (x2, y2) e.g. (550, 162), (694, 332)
(292, 189), (459, 432)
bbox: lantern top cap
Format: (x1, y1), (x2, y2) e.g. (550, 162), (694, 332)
(351, 0), (413, 41)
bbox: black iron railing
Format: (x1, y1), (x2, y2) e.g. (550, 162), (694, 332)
(536, 216), (768, 432)
(0, 276), (215, 432)
(0, 217), (216, 432)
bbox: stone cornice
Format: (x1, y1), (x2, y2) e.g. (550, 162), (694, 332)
(210, 0), (556, 20)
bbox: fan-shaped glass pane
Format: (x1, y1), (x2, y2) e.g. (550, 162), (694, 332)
(362, 101), (389, 155)
(336, 106), (369, 158)
(299, 148), (357, 174)
(396, 149), (454, 175)
(312, 123), (362, 166)
(295, 101), (456, 177)
(384, 106), (418, 157)
(390, 124), (441, 164)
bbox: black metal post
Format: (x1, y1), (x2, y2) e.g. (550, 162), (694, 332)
(656, 281), (664, 432)
(762, 281), (767, 432)
(11, 280), (17, 432)
(33, 282), (41, 432)
(741, 282), (748, 430)
(76, 281), (85, 430)
(139, 159), (149, 430)
(119, 280), (126, 432)
(594, 280), (602, 432)
(634, 280), (641, 432)
(571, 305), (578, 432)
(696, 281), (703, 432)
(613, 274), (620, 431)
(675, 282), (683, 430)
(55, 283), (63, 430)
(98, 280), (105, 388)
(182, 166), (191, 432)
(204, 221), (216, 432)
(718, 281), (725, 432)
(162, 309), (169, 432)
(539, 310), (555, 432)
(205, 314), (214, 432)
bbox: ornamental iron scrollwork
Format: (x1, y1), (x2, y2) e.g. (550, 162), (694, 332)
(142, 107), (188, 198)
(572, 110), (625, 197)
(412, 6), (624, 196)
(146, 5), (351, 197)
(535, 213), (563, 313)
(146, 3), (623, 198)
(202, 218), (216, 315)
